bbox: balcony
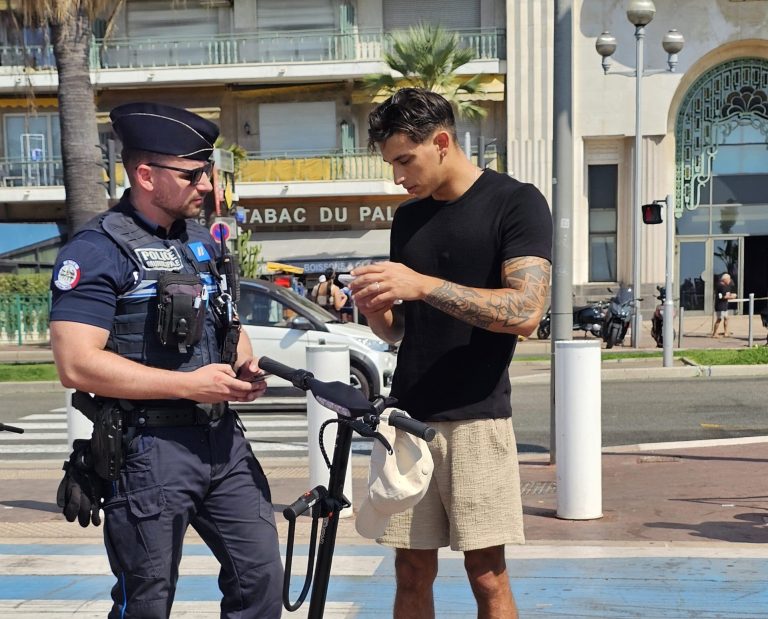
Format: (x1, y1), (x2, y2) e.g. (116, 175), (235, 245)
(0, 28), (505, 89)
(0, 148), (505, 203)
(0, 158), (63, 188)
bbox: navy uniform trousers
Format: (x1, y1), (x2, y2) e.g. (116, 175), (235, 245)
(102, 411), (283, 618)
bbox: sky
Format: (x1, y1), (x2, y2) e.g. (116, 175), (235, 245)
(0, 223), (62, 254)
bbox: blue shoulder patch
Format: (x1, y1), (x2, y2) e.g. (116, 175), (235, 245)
(188, 241), (211, 262)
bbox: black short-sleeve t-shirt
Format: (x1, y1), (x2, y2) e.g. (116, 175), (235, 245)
(390, 169), (552, 422)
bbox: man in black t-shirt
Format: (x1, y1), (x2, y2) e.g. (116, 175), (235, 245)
(350, 88), (552, 619)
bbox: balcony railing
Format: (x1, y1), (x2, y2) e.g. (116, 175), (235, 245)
(238, 148), (392, 183)
(0, 28), (504, 72)
(1, 148), (505, 187)
(0, 158), (64, 187)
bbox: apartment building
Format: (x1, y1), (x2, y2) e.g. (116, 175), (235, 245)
(1, 0), (767, 316)
(0, 0), (508, 281)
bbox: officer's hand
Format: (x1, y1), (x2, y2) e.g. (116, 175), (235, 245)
(56, 440), (104, 527)
(234, 358), (269, 401)
(186, 364), (263, 403)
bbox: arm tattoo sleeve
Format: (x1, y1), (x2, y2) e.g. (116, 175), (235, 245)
(424, 256), (551, 332)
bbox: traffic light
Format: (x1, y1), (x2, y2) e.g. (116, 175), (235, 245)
(642, 201), (663, 225)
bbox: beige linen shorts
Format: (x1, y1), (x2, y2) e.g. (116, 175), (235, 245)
(377, 417), (525, 552)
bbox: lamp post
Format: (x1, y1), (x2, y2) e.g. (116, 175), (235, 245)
(595, 0), (684, 348)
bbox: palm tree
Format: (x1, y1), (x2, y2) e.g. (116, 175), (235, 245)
(364, 23), (487, 120)
(11, 1), (122, 235)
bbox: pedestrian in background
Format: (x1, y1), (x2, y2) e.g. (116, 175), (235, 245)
(712, 272), (737, 337)
(351, 87), (552, 619)
(50, 103), (282, 618)
(310, 267), (347, 318)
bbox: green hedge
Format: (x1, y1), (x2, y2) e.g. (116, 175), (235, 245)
(0, 273), (51, 295)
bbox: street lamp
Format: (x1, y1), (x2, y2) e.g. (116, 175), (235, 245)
(595, 0), (684, 348)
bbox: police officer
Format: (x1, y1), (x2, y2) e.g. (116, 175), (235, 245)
(50, 103), (283, 618)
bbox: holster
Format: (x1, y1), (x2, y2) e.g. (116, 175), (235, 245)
(72, 391), (124, 481)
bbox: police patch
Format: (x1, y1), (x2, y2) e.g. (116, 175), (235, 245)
(188, 241), (211, 262)
(134, 246), (183, 271)
(54, 260), (81, 291)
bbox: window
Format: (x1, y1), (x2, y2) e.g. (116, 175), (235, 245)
(587, 164), (618, 282)
(258, 101), (336, 156)
(239, 288), (297, 327)
(3, 113), (61, 186)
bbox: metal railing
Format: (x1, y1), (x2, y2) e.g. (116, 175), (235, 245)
(0, 294), (51, 345)
(0, 158), (64, 188)
(0, 28), (504, 72)
(0, 148), (507, 187)
(238, 148), (506, 183)
(238, 148), (392, 183)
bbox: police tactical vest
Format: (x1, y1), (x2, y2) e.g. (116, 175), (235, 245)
(88, 207), (222, 372)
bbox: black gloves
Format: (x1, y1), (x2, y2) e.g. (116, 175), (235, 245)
(56, 439), (105, 527)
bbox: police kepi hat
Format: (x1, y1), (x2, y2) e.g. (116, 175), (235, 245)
(110, 102), (219, 161)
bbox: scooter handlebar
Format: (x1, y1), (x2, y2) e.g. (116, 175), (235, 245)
(386, 410), (436, 442)
(0, 422), (23, 434)
(283, 486), (325, 521)
(257, 357), (314, 390)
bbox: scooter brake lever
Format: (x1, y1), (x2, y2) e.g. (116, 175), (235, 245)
(347, 420), (393, 454)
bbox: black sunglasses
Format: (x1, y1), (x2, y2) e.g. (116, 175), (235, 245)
(146, 160), (214, 185)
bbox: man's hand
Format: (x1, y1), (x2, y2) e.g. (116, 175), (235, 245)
(350, 261), (440, 314)
(182, 363), (268, 403)
(57, 440), (104, 527)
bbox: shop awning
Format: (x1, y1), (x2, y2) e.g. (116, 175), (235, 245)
(265, 261), (304, 275)
(253, 229), (391, 275)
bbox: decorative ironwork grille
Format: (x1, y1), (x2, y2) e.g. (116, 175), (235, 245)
(675, 58), (768, 215)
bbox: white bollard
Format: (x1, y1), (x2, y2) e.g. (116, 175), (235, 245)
(555, 340), (602, 520)
(306, 344), (353, 518)
(65, 388), (93, 450)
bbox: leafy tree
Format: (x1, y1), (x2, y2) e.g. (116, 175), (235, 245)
(364, 23), (487, 120)
(9, 1), (123, 235)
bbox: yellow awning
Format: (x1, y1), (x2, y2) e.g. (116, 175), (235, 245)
(266, 262), (304, 275)
(0, 97), (58, 109)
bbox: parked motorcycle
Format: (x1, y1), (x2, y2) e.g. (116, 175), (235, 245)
(601, 285), (638, 349)
(537, 301), (607, 340)
(650, 286), (675, 348)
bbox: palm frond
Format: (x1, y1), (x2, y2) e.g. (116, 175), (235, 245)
(363, 22), (488, 119)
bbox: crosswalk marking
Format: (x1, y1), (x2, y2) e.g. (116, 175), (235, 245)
(0, 553), (383, 577)
(0, 410), (375, 459)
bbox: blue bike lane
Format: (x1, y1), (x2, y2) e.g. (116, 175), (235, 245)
(2, 436), (768, 618)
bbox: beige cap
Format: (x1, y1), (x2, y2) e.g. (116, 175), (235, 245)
(355, 410), (434, 539)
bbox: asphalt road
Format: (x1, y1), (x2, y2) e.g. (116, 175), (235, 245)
(511, 376), (768, 452)
(1, 377), (767, 458)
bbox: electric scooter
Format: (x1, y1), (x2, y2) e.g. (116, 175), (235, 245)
(257, 356), (435, 619)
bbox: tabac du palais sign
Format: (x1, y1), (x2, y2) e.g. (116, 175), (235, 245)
(239, 202), (399, 232)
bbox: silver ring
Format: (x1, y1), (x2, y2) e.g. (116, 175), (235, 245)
(375, 282), (381, 292)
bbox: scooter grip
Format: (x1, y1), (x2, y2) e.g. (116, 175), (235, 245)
(0, 422), (23, 434)
(283, 486), (325, 521)
(387, 410), (436, 442)
(258, 357), (313, 390)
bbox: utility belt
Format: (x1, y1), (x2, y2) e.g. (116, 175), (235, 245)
(123, 401), (228, 428)
(72, 391), (228, 481)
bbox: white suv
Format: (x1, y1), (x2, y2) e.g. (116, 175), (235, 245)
(237, 278), (397, 401)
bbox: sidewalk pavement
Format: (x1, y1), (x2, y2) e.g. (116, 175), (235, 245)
(1, 314), (767, 616)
